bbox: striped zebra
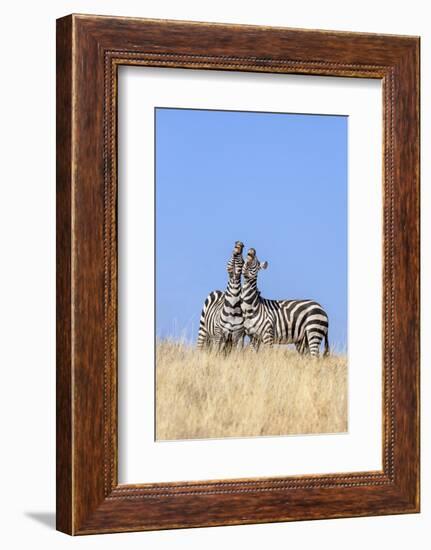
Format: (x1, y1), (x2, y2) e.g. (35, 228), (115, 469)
(197, 241), (245, 353)
(241, 248), (329, 357)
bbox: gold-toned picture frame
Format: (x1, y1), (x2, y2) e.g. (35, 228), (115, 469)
(56, 14), (420, 534)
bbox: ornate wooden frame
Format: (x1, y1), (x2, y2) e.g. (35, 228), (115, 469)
(56, 14), (420, 534)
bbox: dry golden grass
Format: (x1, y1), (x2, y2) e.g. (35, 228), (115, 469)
(156, 341), (347, 441)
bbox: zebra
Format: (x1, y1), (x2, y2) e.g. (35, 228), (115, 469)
(241, 248), (329, 357)
(197, 241), (245, 353)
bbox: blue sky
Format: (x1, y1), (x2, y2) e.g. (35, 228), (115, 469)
(155, 108), (347, 350)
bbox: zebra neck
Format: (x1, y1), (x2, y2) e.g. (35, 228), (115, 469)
(225, 279), (241, 301)
(240, 279), (261, 314)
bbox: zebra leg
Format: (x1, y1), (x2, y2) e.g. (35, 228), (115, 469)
(237, 332), (246, 350)
(295, 336), (308, 355)
(232, 331), (244, 351)
(262, 328), (274, 348)
(222, 334), (233, 356)
(214, 335), (225, 354)
(249, 336), (261, 352)
(214, 330), (231, 355)
(196, 326), (208, 350)
(306, 330), (324, 358)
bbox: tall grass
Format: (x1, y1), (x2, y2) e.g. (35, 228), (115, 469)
(156, 341), (347, 440)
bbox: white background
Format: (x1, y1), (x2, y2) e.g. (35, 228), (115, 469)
(119, 68), (382, 483)
(0, 1), (428, 548)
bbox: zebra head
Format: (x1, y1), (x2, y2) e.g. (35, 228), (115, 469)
(242, 248), (268, 281)
(227, 241), (244, 282)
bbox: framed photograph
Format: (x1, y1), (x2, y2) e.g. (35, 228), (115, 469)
(56, 14), (420, 534)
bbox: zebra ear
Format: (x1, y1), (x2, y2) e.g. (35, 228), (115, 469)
(260, 261), (268, 270)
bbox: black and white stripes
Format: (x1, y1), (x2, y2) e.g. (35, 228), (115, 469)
(241, 248), (329, 357)
(197, 244), (330, 357)
(197, 241), (245, 353)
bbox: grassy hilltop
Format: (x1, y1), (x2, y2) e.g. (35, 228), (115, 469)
(156, 341), (347, 441)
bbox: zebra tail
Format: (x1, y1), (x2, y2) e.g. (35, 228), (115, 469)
(323, 333), (330, 357)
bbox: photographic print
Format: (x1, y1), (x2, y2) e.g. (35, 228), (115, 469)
(155, 107), (348, 441)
